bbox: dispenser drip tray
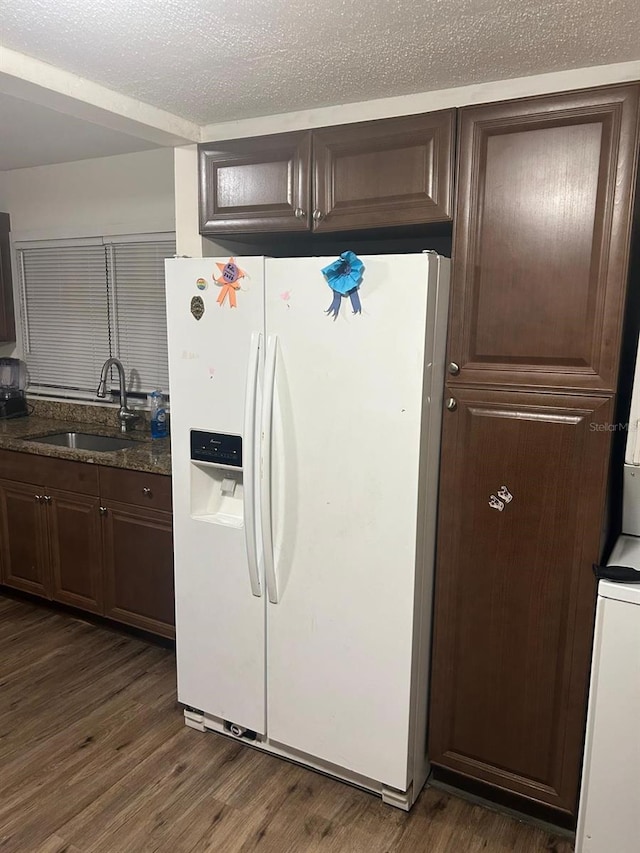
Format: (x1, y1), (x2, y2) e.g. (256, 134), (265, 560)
(190, 462), (244, 528)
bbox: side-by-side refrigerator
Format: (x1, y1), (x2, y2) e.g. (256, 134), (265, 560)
(165, 253), (450, 809)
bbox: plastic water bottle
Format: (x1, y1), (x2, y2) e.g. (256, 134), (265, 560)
(148, 390), (168, 439)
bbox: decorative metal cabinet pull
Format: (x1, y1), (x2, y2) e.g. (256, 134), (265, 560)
(498, 485), (513, 503)
(446, 398), (457, 411)
(448, 362), (460, 375)
(489, 486), (514, 511)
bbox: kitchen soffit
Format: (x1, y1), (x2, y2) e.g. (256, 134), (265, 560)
(0, 91), (158, 170)
(1, 0), (639, 126)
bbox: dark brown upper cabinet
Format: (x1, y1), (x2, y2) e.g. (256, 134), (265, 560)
(429, 387), (614, 815)
(447, 85), (640, 394)
(198, 110), (455, 236)
(199, 132), (312, 234)
(0, 213), (16, 343)
(311, 111), (454, 232)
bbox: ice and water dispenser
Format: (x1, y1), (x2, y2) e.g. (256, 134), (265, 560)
(190, 430), (244, 527)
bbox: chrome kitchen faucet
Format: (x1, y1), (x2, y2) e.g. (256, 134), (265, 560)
(96, 357), (140, 433)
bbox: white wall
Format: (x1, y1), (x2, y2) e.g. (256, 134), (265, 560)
(1, 147), (175, 242)
(0, 147), (175, 360)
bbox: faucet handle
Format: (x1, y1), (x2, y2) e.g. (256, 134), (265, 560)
(119, 407), (140, 433)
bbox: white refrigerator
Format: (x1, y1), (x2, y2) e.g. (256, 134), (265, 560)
(165, 252), (450, 809)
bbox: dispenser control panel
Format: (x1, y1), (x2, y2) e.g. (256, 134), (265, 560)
(190, 430), (242, 468)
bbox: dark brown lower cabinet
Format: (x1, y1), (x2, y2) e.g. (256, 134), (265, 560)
(48, 489), (103, 613)
(102, 500), (175, 639)
(429, 387), (614, 817)
(0, 450), (174, 639)
(0, 479), (48, 596)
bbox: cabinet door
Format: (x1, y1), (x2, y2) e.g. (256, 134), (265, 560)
(312, 111), (455, 231)
(102, 501), (175, 638)
(199, 132), (312, 234)
(448, 85), (639, 393)
(47, 490), (103, 613)
(0, 480), (49, 596)
(429, 388), (613, 815)
(0, 213), (16, 343)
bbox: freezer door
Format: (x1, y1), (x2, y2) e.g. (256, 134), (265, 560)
(263, 254), (446, 789)
(166, 257), (266, 733)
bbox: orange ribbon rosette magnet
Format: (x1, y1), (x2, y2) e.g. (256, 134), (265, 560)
(213, 258), (246, 308)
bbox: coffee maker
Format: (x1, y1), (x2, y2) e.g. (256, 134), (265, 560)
(0, 358), (28, 419)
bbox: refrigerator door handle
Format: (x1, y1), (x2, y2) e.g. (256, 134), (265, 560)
(243, 331), (262, 597)
(261, 334), (279, 604)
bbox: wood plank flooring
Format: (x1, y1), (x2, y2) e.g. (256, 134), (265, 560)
(0, 596), (575, 852)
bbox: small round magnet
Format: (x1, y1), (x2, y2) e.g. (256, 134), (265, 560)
(196, 277), (207, 291)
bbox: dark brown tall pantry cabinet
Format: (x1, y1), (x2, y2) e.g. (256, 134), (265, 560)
(0, 213), (15, 343)
(429, 84), (640, 819)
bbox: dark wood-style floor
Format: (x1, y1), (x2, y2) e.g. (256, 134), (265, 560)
(0, 596), (574, 852)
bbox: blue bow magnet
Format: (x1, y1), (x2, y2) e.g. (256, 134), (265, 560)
(321, 251), (365, 319)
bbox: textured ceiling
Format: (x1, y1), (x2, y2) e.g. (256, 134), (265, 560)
(2, 0), (639, 125)
(0, 92), (157, 170)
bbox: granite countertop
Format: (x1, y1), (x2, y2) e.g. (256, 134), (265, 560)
(0, 400), (171, 476)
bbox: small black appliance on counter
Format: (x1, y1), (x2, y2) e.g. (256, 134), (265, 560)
(0, 357), (28, 419)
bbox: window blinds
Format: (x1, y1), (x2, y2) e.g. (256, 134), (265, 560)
(20, 243), (110, 394)
(18, 237), (175, 398)
(106, 239), (174, 395)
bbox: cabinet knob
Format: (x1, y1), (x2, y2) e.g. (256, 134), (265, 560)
(446, 398), (457, 412)
(448, 362), (460, 376)
(43, 495), (52, 504)
(312, 209), (324, 222)
(142, 487), (153, 498)
(99, 506), (108, 516)
(34, 494), (42, 503)
(294, 207), (306, 220)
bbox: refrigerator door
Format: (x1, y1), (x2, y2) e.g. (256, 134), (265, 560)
(166, 257), (266, 733)
(263, 254), (445, 789)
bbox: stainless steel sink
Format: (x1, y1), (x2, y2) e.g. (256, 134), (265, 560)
(28, 432), (139, 452)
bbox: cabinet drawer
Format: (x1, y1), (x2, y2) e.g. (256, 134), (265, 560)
(99, 467), (172, 512)
(0, 449), (45, 485)
(0, 450), (99, 494)
(42, 456), (99, 495)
